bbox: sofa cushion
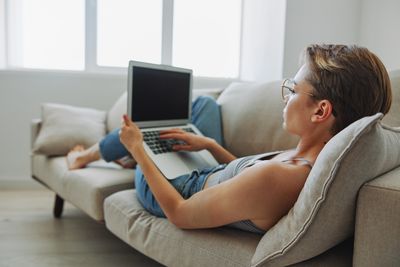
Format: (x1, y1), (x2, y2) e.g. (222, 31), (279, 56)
(33, 103), (106, 156)
(104, 190), (261, 267)
(252, 113), (400, 266)
(63, 163), (135, 220)
(31, 154), (134, 221)
(217, 81), (299, 157)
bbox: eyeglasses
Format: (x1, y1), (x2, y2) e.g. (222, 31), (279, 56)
(281, 78), (315, 100)
(281, 78), (337, 117)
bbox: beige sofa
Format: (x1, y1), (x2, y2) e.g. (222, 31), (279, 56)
(31, 71), (400, 267)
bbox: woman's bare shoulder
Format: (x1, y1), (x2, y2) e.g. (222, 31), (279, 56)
(244, 161), (310, 229)
(184, 160), (310, 229)
(221, 160), (310, 204)
(251, 160), (310, 182)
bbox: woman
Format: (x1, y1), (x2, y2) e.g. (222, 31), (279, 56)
(68, 44), (392, 234)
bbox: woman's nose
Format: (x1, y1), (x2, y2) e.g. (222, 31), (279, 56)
(283, 94), (289, 104)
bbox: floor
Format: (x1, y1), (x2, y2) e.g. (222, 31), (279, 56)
(0, 188), (163, 267)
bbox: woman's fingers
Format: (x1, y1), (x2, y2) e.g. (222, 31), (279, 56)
(119, 115), (143, 144)
(172, 144), (192, 151)
(122, 114), (129, 125)
(159, 132), (186, 140)
(123, 114), (137, 127)
(159, 128), (185, 135)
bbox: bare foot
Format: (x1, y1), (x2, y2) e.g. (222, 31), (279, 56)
(66, 145), (88, 170)
(115, 156), (137, 169)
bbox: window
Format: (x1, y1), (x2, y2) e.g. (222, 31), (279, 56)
(7, 0), (85, 70)
(97, 0), (163, 67)
(3, 0), (243, 78)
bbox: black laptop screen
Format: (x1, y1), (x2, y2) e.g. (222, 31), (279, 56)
(130, 66), (191, 122)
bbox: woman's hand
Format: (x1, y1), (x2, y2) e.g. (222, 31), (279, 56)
(119, 115), (144, 155)
(159, 128), (212, 152)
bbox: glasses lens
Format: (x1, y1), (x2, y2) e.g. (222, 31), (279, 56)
(282, 79), (294, 99)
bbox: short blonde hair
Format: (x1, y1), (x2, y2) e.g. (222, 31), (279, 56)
(303, 44), (392, 134)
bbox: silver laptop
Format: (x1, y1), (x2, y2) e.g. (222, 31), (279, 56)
(127, 60), (219, 179)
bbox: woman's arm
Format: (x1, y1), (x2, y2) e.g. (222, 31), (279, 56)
(169, 161), (308, 229)
(120, 115), (308, 230)
(159, 129), (236, 164)
(203, 138), (236, 164)
(119, 115), (186, 222)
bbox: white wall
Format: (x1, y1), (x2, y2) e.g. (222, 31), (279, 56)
(0, 0), (5, 68)
(358, 0), (400, 71)
(282, 0), (400, 77)
(283, 0), (362, 77)
(241, 0), (286, 81)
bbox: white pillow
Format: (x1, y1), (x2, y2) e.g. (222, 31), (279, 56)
(252, 113), (400, 266)
(33, 103), (106, 156)
(107, 92), (127, 133)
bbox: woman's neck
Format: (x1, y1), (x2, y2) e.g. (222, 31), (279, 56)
(293, 132), (333, 162)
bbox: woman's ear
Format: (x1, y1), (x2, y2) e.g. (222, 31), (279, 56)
(311, 100), (334, 122)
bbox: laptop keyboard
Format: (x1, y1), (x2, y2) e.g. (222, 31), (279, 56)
(143, 128), (196, 155)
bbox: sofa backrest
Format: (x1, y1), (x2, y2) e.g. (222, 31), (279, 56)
(383, 69), (400, 127)
(216, 81), (299, 157)
(106, 69), (400, 155)
(216, 69), (400, 157)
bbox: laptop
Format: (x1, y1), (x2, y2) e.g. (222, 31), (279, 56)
(127, 60), (219, 179)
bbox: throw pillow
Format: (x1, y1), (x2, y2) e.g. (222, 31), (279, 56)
(252, 113), (400, 266)
(33, 103), (106, 156)
(107, 92), (127, 133)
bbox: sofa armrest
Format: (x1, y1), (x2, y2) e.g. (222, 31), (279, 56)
(353, 166), (400, 267)
(31, 118), (42, 150)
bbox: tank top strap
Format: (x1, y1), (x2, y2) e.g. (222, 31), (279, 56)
(281, 157), (313, 169)
(253, 150), (284, 161)
(237, 150), (284, 172)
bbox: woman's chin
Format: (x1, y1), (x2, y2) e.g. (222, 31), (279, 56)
(282, 122), (295, 135)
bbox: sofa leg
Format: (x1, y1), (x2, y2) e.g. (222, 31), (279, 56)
(53, 194), (64, 218)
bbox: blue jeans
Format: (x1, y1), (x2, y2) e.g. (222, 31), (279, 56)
(135, 164), (226, 217)
(98, 96), (224, 217)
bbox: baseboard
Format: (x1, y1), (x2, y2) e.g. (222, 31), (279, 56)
(0, 176), (46, 190)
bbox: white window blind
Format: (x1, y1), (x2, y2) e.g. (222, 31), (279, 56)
(8, 0), (85, 70)
(97, 0), (163, 67)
